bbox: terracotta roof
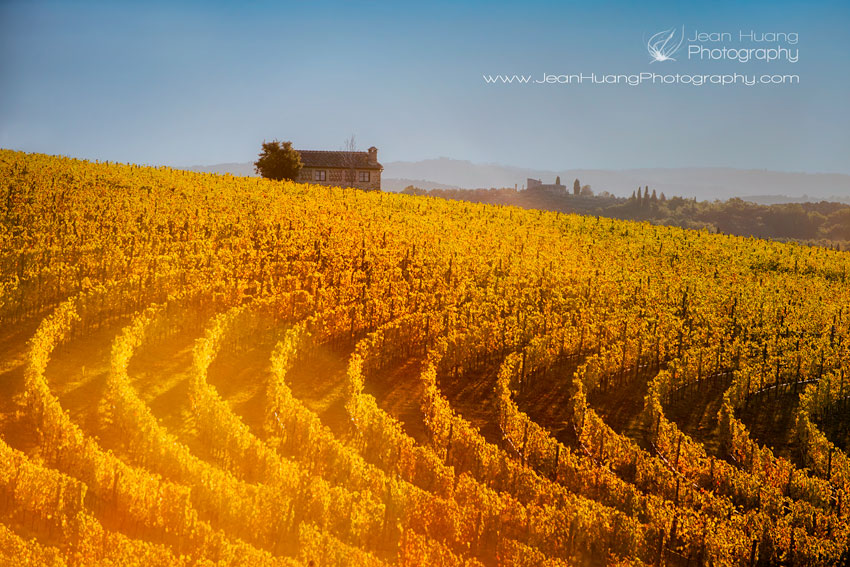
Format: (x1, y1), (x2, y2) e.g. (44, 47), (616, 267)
(298, 150), (382, 170)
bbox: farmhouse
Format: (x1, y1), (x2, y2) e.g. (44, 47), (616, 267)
(296, 146), (382, 191)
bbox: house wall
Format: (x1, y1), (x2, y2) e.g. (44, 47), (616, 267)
(298, 167), (381, 191)
(526, 177), (565, 193)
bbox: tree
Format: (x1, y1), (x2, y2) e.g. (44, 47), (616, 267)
(254, 140), (302, 181)
(637, 187), (643, 207)
(580, 184), (593, 197)
(824, 209), (850, 240)
(401, 185), (428, 196)
(573, 179), (581, 196)
(651, 189), (658, 203)
(555, 175), (561, 186)
(341, 134), (359, 186)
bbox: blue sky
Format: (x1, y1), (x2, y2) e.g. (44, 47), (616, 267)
(1, 0), (848, 173)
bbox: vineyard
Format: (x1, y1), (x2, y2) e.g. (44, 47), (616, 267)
(1, 148), (849, 566)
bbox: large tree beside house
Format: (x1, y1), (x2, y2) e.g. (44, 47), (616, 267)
(254, 140), (303, 181)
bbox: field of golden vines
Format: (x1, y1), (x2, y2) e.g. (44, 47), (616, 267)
(1, 149), (849, 566)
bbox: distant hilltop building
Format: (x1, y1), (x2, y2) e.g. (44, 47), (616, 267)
(526, 176), (566, 194)
(296, 146), (382, 191)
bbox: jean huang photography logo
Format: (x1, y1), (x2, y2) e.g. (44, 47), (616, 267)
(645, 26), (799, 63)
(647, 26), (685, 62)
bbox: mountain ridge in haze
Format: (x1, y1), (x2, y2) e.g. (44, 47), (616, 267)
(186, 158), (850, 203)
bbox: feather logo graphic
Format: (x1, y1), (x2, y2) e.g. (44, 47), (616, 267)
(647, 26), (685, 62)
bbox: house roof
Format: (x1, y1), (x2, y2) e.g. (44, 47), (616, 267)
(298, 150), (382, 170)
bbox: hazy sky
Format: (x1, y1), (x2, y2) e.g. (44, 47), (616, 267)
(1, 0), (848, 173)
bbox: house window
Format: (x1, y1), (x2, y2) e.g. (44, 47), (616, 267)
(314, 170), (326, 181)
(358, 171), (370, 182)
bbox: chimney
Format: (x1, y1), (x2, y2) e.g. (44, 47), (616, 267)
(367, 146), (378, 165)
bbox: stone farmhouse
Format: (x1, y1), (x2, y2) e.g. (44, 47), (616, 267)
(526, 177), (566, 194)
(296, 146), (382, 191)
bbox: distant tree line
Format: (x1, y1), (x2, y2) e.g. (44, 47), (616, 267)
(401, 183), (850, 249)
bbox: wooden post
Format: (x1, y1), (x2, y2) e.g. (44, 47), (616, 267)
(600, 428), (606, 463)
(786, 469), (793, 498)
(554, 444), (560, 481)
(827, 448), (833, 481)
(520, 351), (527, 395)
(445, 422), (454, 464)
(788, 528), (795, 567)
(656, 528), (666, 566)
(521, 421), (529, 467)
(675, 433), (683, 471)
(474, 511), (483, 555)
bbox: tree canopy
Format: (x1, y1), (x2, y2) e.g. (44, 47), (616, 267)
(254, 140), (303, 181)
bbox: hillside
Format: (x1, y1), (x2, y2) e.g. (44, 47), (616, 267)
(1, 150), (849, 566)
(407, 187), (850, 249)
